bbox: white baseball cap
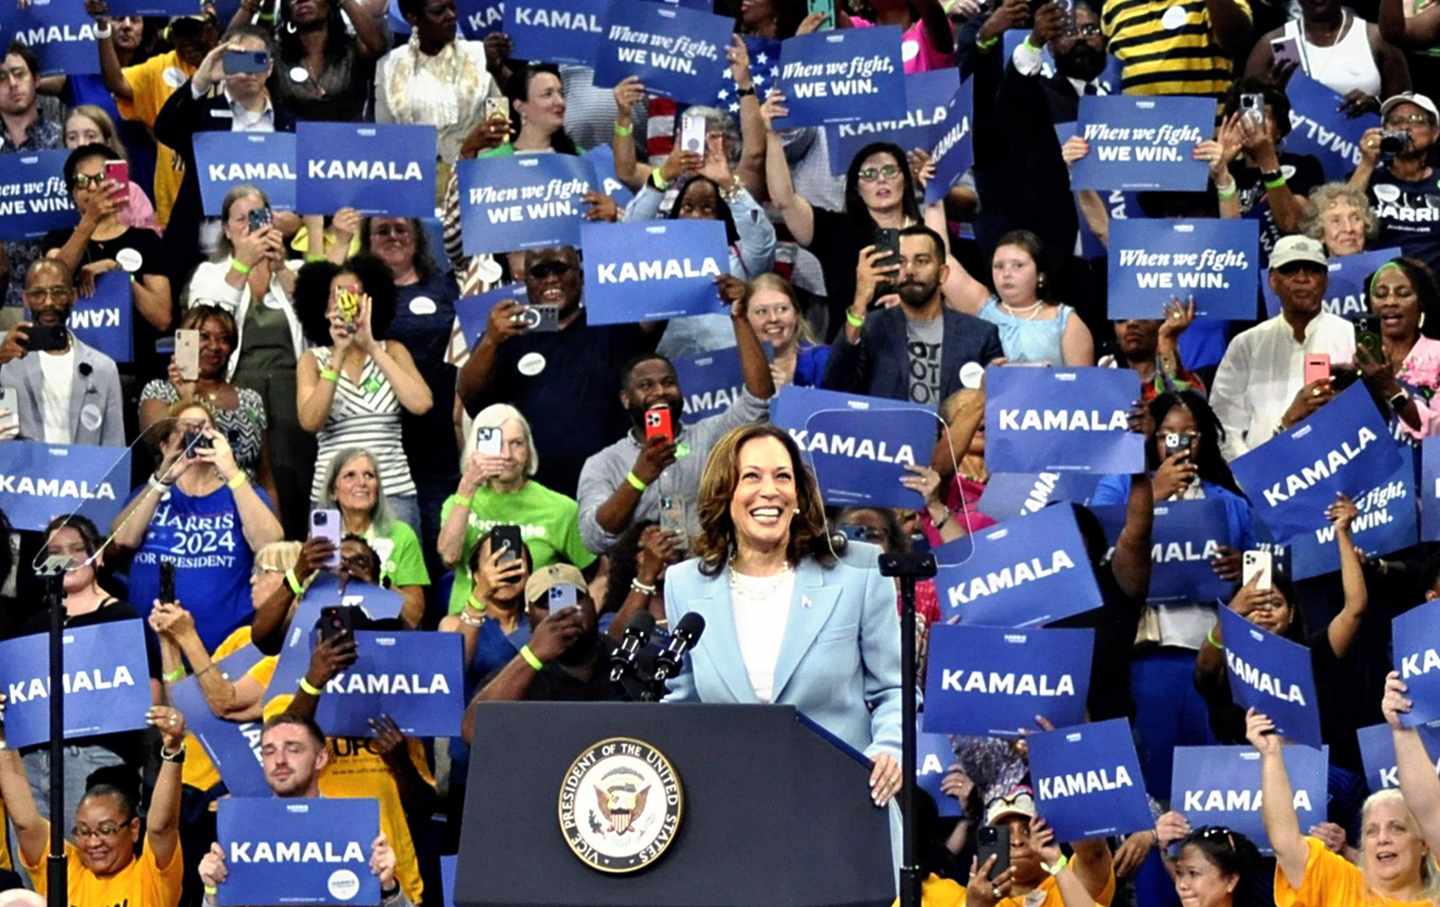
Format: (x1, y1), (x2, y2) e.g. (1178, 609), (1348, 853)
(1381, 92), (1439, 124)
(1269, 235), (1328, 270)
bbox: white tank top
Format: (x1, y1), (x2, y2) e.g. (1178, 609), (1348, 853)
(1284, 11), (1382, 99)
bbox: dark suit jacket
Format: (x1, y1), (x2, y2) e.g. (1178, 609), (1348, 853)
(154, 81), (296, 284)
(820, 306), (1003, 403)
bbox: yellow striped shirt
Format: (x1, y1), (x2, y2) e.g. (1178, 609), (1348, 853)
(1102, 0), (1252, 96)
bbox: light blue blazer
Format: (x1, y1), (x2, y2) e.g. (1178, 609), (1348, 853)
(662, 541), (903, 760)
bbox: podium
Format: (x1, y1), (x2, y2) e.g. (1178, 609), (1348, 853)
(455, 702), (895, 907)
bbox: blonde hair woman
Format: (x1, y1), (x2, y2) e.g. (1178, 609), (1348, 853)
(63, 104), (157, 233)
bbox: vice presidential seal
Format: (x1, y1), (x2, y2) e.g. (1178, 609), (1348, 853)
(558, 737), (683, 873)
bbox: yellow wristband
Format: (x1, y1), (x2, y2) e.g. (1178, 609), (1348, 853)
(846, 309), (865, 328)
(519, 644), (544, 671)
(229, 257), (251, 276)
(614, 122), (634, 137)
(320, 367), (340, 383)
(227, 471), (249, 490)
(651, 168), (669, 191)
(626, 471), (648, 492)
(467, 594), (486, 613)
(299, 677), (322, 696)
(454, 494), (473, 508)
(163, 667), (186, 683)
(204, 886), (219, 897)
(285, 568), (304, 596)
(1206, 628), (1224, 651)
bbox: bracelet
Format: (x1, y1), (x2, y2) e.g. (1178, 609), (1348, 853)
(1043, 854), (1069, 876)
(285, 568), (304, 596)
(1215, 181), (1237, 199)
(163, 667), (186, 683)
(931, 507), (951, 530)
(735, 85), (756, 98)
(203, 887), (218, 897)
(650, 168), (670, 192)
(976, 34), (999, 51)
(1275, 421), (1288, 438)
(148, 474), (171, 496)
(93, 21), (113, 39)
(631, 577), (657, 596)
(613, 122), (634, 137)
(626, 471), (648, 492)
(229, 257), (252, 276)
(456, 609), (483, 628)
(319, 367), (340, 383)
(519, 644), (544, 671)
(1263, 176), (1288, 191)
(846, 309), (865, 328)
(1206, 627), (1224, 651)
(1021, 34), (1040, 51)
(195, 663), (215, 679)
(226, 471), (249, 490)
(299, 677), (323, 696)
(160, 744), (185, 764)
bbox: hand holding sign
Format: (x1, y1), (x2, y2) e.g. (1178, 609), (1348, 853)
(147, 704), (187, 751)
(1244, 707), (1284, 754)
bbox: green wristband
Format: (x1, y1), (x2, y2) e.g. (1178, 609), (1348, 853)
(626, 471), (648, 492)
(519, 644), (544, 671)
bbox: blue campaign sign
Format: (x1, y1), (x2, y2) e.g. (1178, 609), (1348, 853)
(1145, 499), (1236, 603)
(1357, 722), (1440, 792)
(985, 367), (1144, 474)
(1029, 718), (1153, 840)
(1426, 438), (1440, 542)
(458, 154), (596, 255)
(977, 472), (1100, 519)
(933, 505), (1101, 627)
(7, 1), (100, 76)
(1171, 744), (1327, 853)
(583, 145), (635, 210)
(265, 576), (407, 703)
(1394, 598), (1440, 729)
(504, 0), (605, 66)
(770, 384), (934, 509)
(1262, 247), (1402, 319)
(0, 150), (76, 240)
(825, 69), (956, 175)
(1231, 381), (1404, 540)
(217, 798), (380, 907)
(922, 624), (1094, 737)
(296, 124), (436, 218)
(1286, 72), (1379, 183)
(1219, 606), (1322, 748)
(1070, 96), (1215, 192)
(774, 27), (904, 129)
(313, 631), (464, 738)
(169, 646), (269, 797)
(592, 0), (732, 105)
(456, 0), (504, 38)
(674, 345), (743, 425)
(0, 619), (150, 748)
(194, 132), (297, 216)
(580, 219), (728, 325)
(1108, 219), (1259, 320)
(924, 78), (973, 206)
(455, 283), (526, 349)
(916, 718), (961, 818)
(1290, 450), (1415, 581)
(0, 442), (131, 531)
(67, 271), (133, 364)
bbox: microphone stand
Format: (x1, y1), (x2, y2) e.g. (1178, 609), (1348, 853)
(35, 555), (69, 907)
(879, 551), (936, 907)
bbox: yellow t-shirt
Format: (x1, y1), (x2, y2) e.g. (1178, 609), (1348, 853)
(263, 694), (432, 905)
(892, 863), (1117, 907)
(115, 50), (195, 227)
(0, 802), (10, 871)
(182, 627), (277, 793)
(23, 832), (183, 907)
(1276, 836), (1432, 907)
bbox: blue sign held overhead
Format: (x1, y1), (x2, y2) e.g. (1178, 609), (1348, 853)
(68, 271), (134, 364)
(1070, 96), (1215, 192)
(976, 471), (1100, 519)
(1262, 247), (1402, 320)
(583, 145), (635, 210)
(1394, 598), (1440, 730)
(458, 154), (596, 256)
(455, 0), (505, 38)
(106, 0), (203, 13)
(592, 0), (734, 105)
(1108, 219), (1260, 321)
(313, 631), (464, 738)
(1356, 722), (1440, 793)
(674, 346), (744, 425)
(7, 1), (101, 76)
(216, 798), (380, 907)
(0, 150), (77, 240)
(169, 646), (269, 797)
(1171, 744), (1327, 854)
(503, 0), (605, 66)
(1285, 72), (1380, 183)
(265, 576), (407, 702)
(295, 124), (436, 218)
(925, 79), (974, 206)
(1289, 450), (1415, 581)
(194, 132), (298, 216)
(825, 69), (956, 174)
(985, 367), (1144, 474)
(774, 27), (905, 128)
(0, 441), (131, 531)
(1219, 607), (1323, 748)
(0, 619), (151, 749)
(1028, 718), (1154, 841)
(580, 220), (729, 325)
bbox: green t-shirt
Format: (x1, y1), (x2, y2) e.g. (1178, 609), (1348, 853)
(365, 519), (431, 589)
(443, 480), (596, 614)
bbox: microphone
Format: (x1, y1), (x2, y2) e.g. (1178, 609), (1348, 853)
(608, 611), (656, 683)
(651, 612), (706, 685)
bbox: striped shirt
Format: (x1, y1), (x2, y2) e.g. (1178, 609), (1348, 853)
(310, 345), (417, 501)
(1101, 0), (1251, 96)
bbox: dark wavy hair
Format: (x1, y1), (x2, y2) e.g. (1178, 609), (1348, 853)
(1146, 392), (1243, 497)
(62, 143), (114, 190)
(295, 254), (398, 347)
(276, 0), (348, 64)
(693, 424), (836, 576)
(1367, 256), (1440, 341)
(1176, 827), (1270, 907)
(361, 217), (437, 285)
(503, 62), (579, 156)
(843, 141), (922, 233)
(667, 175), (741, 245)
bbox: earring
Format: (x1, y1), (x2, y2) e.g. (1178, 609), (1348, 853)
(793, 508), (801, 515)
(1422, 313), (1428, 329)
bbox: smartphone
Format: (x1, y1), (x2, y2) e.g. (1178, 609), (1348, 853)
(488, 524), (524, 564)
(1270, 35), (1301, 68)
(223, 49), (269, 75)
(1356, 315), (1384, 363)
(159, 560), (176, 604)
(976, 825), (1011, 880)
(1162, 432), (1193, 457)
(1239, 93), (1265, 128)
(548, 584), (579, 609)
(247, 206), (273, 234)
(873, 227), (901, 269)
(1304, 353), (1331, 386)
(175, 329), (200, 381)
(644, 404), (674, 444)
(659, 496), (687, 550)
(1242, 550), (1273, 591)
(318, 605), (355, 645)
(25, 323), (67, 352)
(336, 288), (360, 326)
(0, 387), (16, 437)
(483, 96), (509, 123)
(680, 114), (707, 156)
(309, 508), (342, 568)
(474, 425), (503, 457)
(103, 160), (129, 201)
(512, 304), (560, 332)
(807, 0), (834, 28)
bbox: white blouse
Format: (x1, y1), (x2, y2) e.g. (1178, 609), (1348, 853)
(729, 567), (796, 703)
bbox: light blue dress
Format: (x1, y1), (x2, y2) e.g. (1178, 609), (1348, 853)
(977, 296), (1075, 366)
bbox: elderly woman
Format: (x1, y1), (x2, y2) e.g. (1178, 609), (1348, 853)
(437, 405), (593, 615)
(140, 305), (279, 506)
(110, 400), (283, 650)
(744, 273), (828, 388)
(664, 423), (903, 806)
(1307, 183), (1383, 257)
(317, 448), (430, 628)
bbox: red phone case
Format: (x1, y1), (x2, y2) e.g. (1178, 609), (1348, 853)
(644, 406), (673, 443)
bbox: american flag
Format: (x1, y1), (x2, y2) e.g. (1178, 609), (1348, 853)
(716, 36), (782, 114)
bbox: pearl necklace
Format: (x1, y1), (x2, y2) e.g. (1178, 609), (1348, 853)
(728, 562), (794, 598)
(1000, 299), (1045, 321)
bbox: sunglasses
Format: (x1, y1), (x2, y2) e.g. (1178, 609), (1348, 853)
(529, 261), (573, 280)
(857, 164), (902, 183)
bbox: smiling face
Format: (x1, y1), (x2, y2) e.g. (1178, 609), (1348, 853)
(992, 243), (1041, 306)
(1370, 266), (1423, 343)
(517, 70), (566, 134)
(855, 150), (906, 214)
(728, 435), (798, 554)
(332, 453), (379, 521)
(72, 793), (138, 876)
(196, 315), (234, 380)
(1173, 845), (1236, 907)
(747, 287), (800, 351)
(368, 217), (418, 276)
(522, 247), (582, 312)
(1319, 198), (1367, 257)
(1362, 796), (1429, 889)
(260, 722), (328, 797)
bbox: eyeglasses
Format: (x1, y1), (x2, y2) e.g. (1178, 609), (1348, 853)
(1071, 23), (1102, 36)
(372, 224), (413, 238)
(252, 564), (286, 578)
(72, 822), (128, 840)
(1385, 113), (1433, 127)
(23, 287), (73, 304)
(71, 173), (106, 190)
(857, 164), (902, 183)
(529, 261), (573, 280)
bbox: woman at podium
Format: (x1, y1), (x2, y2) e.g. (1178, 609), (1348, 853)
(662, 423), (904, 806)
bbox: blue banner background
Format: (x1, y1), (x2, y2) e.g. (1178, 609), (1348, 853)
(5, 2), (100, 76)
(194, 132), (298, 216)
(1285, 73), (1380, 182)
(169, 646), (269, 796)
(296, 124), (435, 218)
(774, 28), (905, 128)
(313, 631), (464, 738)
(217, 798), (380, 907)
(592, 0), (733, 104)
(503, 0), (605, 65)
(580, 220), (729, 324)
(1219, 606), (1323, 748)
(1171, 744), (1327, 853)
(1028, 718), (1154, 840)
(1107, 219), (1259, 320)
(0, 441), (131, 531)
(826, 69), (956, 174)
(1070, 96), (1215, 191)
(1394, 598), (1440, 729)
(458, 154), (596, 255)
(985, 367), (1144, 473)
(0, 150), (77, 240)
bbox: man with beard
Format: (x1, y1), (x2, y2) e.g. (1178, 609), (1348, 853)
(576, 275), (773, 554)
(0, 258), (125, 444)
(1098, 300), (1206, 402)
(457, 245), (662, 498)
(1211, 235), (1356, 460)
(0, 42), (63, 310)
(823, 225), (1002, 406)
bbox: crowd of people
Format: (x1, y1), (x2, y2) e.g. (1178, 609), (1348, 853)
(0, 0), (1435, 904)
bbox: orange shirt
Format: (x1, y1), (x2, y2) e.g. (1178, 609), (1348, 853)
(1275, 836), (1432, 907)
(23, 831), (182, 907)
